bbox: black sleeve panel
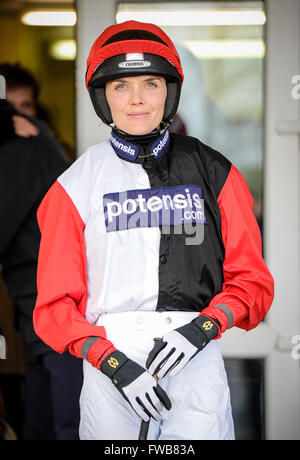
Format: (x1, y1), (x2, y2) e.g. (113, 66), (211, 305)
(195, 138), (232, 198)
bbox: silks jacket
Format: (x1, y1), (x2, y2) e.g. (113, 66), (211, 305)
(33, 129), (274, 368)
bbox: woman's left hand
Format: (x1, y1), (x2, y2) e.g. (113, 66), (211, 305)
(146, 315), (220, 378)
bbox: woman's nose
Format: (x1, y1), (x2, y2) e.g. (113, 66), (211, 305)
(129, 86), (144, 105)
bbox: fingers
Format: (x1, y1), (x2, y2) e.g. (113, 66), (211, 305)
(154, 384), (172, 411)
(146, 339), (166, 370)
(147, 341), (174, 376)
(122, 371), (171, 422)
(147, 331), (199, 378)
(131, 398), (150, 422)
(168, 354), (190, 377)
(147, 341), (185, 378)
(156, 350), (184, 379)
(138, 392), (163, 422)
(135, 383), (171, 422)
(12, 115), (39, 138)
(146, 390), (164, 414)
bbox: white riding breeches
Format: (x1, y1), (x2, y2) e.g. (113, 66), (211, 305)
(79, 311), (235, 440)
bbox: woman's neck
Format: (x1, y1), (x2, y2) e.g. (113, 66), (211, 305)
(112, 124), (167, 149)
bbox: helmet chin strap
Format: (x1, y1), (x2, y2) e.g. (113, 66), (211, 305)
(109, 120), (171, 141)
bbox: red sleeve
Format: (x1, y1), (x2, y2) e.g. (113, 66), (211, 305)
(33, 180), (116, 367)
(201, 164), (274, 336)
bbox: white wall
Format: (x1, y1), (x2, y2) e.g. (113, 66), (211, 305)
(264, 0), (300, 440)
(75, 0), (115, 155)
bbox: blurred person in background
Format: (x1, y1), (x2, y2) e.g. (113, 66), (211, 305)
(0, 67), (83, 440)
(0, 63), (74, 160)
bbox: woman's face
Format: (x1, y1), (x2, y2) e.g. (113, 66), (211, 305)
(105, 75), (167, 135)
(6, 86), (37, 118)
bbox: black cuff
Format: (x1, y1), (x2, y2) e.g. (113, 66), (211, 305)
(193, 315), (220, 341)
(100, 350), (128, 379)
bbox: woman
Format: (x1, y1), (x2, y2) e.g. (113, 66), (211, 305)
(33, 20), (274, 440)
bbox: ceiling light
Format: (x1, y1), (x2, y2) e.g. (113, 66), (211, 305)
(183, 39), (265, 59)
(21, 10), (77, 26)
(49, 40), (76, 60)
(116, 9), (266, 26)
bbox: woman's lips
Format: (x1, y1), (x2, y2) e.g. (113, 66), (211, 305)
(128, 112), (149, 119)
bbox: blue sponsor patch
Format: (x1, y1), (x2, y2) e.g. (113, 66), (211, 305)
(110, 130), (170, 161)
(110, 132), (139, 161)
(103, 185), (207, 233)
(148, 130), (170, 159)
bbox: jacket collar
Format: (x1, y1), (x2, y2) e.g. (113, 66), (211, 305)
(110, 128), (170, 164)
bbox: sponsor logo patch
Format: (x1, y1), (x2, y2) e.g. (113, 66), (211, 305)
(118, 60), (151, 69)
(111, 133), (139, 160)
(149, 130), (170, 158)
(103, 185), (207, 233)
(118, 52), (152, 69)
(110, 130), (170, 161)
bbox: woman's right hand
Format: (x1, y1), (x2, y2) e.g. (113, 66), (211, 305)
(12, 115), (39, 138)
(100, 350), (172, 422)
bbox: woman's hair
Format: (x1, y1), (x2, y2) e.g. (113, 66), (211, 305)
(0, 62), (40, 102)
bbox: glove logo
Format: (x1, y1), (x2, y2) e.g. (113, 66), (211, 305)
(108, 357), (119, 368)
(202, 320), (214, 331)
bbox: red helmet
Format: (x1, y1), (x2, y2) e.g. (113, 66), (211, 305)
(86, 21), (184, 126)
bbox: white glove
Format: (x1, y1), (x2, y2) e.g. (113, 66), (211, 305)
(100, 350), (172, 422)
(146, 315), (220, 378)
